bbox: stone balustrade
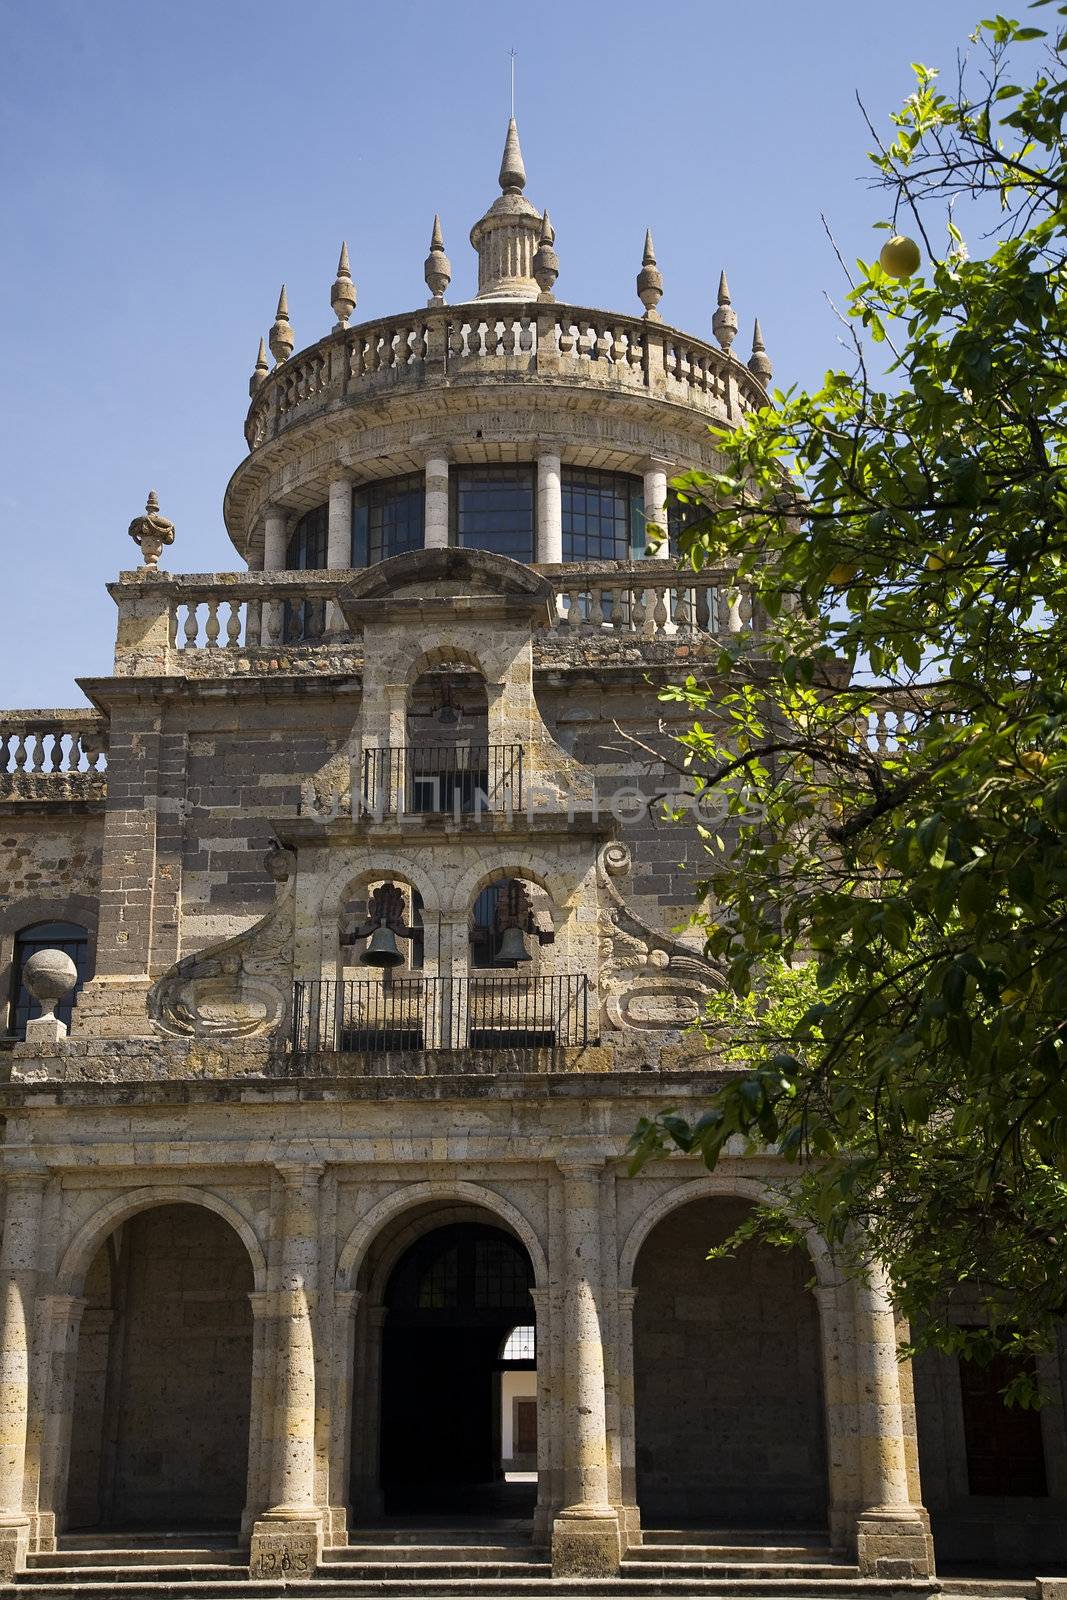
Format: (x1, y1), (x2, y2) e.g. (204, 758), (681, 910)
(538, 560), (753, 638)
(0, 711), (109, 801)
(108, 563), (760, 677)
(244, 302), (768, 452)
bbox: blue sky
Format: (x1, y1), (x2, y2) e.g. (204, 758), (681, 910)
(0, 0), (984, 709)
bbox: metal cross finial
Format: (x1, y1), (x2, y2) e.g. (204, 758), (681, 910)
(509, 48), (517, 118)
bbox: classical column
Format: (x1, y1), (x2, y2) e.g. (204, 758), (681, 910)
(326, 1289), (361, 1547)
(551, 1158), (621, 1578)
(424, 455), (450, 550)
(852, 1267), (933, 1577)
(642, 459), (671, 559)
(0, 1173), (46, 1579)
(536, 450), (563, 565)
(35, 1295), (86, 1550)
(615, 1288), (640, 1542)
(249, 1164), (325, 1581)
(241, 1292), (274, 1542)
(263, 505), (289, 572)
(326, 475), (353, 634)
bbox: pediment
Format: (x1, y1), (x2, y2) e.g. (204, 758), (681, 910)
(344, 547), (554, 610)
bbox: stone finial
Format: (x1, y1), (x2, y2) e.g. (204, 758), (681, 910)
(128, 490), (176, 569)
(499, 116), (527, 193)
(470, 117), (543, 300)
(532, 211), (559, 301)
(331, 243), (357, 329)
(249, 337), (269, 397)
(269, 284), (294, 364)
(637, 229), (663, 320)
(712, 269), (738, 353)
(748, 317), (773, 385)
(22, 948), (78, 1042)
(424, 215), (452, 306)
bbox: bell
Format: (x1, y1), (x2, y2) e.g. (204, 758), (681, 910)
(360, 925), (404, 967)
(495, 924), (532, 964)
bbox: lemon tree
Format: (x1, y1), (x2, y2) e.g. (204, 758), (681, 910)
(632, 5), (1067, 1377)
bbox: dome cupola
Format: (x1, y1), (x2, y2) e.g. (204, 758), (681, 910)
(469, 118), (544, 300)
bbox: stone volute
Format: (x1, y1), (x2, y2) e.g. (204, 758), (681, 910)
(470, 117), (544, 300)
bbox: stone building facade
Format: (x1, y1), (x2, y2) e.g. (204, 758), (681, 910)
(0, 122), (1065, 1591)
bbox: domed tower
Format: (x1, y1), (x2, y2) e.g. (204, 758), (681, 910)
(0, 120), (937, 1594)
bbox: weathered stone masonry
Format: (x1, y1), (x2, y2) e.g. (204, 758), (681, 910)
(0, 118), (1062, 1589)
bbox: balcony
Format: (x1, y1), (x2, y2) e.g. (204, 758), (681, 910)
(241, 301), (769, 458)
(359, 744), (524, 817)
(105, 562), (762, 680)
(290, 975), (591, 1056)
(0, 711), (109, 802)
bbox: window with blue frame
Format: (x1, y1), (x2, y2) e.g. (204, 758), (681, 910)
(352, 474), (424, 566)
(561, 468), (644, 562)
(10, 921), (90, 1039)
(451, 466), (535, 562)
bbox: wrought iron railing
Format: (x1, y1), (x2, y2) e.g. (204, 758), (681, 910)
(359, 743), (524, 816)
(290, 974), (590, 1054)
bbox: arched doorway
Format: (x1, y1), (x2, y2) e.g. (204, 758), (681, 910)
(632, 1195), (828, 1530)
(66, 1203), (254, 1531)
(378, 1221), (536, 1518)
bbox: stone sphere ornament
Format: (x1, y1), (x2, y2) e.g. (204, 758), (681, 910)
(879, 235), (921, 279)
(22, 949), (79, 1021)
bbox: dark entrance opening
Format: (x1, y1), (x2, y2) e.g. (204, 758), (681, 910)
(380, 1222), (536, 1518)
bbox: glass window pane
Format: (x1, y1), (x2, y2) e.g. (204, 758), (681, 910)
(452, 467), (535, 562)
(561, 467), (642, 562)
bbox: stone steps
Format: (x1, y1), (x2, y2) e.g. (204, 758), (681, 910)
(7, 1575), (945, 1598)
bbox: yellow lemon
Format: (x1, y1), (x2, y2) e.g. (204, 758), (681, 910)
(879, 235), (922, 279)
(828, 562), (859, 586)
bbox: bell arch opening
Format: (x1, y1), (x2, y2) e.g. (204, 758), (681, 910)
(632, 1195), (828, 1532)
(351, 1209), (538, 1524)
(65, 1202), (254, 1533)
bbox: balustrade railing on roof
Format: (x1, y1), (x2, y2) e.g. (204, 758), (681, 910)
(0, 711), (109, 793)
(244, 301), (768, 451)
(112, 563), (759, 668)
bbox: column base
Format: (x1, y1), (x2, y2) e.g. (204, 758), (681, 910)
(249, 1511), (324, 1580)
(0, 1517), (32, 1580)
(552, 1508), (622, 1577)
(855, 1505), (935, 1578)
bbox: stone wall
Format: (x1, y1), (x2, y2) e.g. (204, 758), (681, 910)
(633, 1196), (828, 1527)
(0, 814), (102, 1033)
(66, 1204), (254, 1529)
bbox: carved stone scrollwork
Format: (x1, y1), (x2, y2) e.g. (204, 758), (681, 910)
(148, 844), (296, 1039)
(596, 843), (723, 1039)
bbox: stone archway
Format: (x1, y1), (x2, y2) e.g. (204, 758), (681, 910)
(631, 1193), (829, 1531)
(65, 1202), (256, 1532)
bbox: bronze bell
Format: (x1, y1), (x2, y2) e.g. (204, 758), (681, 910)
(360, 925), (404, 967)
(495, 924), (532, 964)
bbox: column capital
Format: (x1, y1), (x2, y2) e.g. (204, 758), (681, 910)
(643, 454), (675, 473)
(0, 1169), (48, 1190)
(617, 1287), (638, 1311)
(409, 439), (451, 468)
(274, 1161), (326, 1190)
(38, 1294), (86, 1322)
(328, 467), (356, 488)
(534, 439), (565, 458)
(334, 1289), (363, 1321)
(367, 1303), (389, 1329)
(527, 1287), (549, 1313)
(555, 1151), (608, 1178)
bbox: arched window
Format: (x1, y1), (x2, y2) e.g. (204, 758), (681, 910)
(561, 468), (644, 562)
(10, 920), (90, 1038)
(352, 475), (424, 566)
(501, 1324), (535, 1363)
